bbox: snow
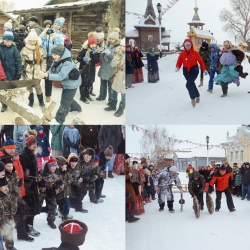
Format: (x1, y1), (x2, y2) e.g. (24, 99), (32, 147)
(0, 68), (124, 124)
(126, 172), (249, 250)
(126, 29), (139, 38)
(14, 174), (125, 250)
(192, 28), (214, 39)
(126, 53), (250, 125)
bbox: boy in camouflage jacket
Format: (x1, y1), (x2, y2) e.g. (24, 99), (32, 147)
(38, 157), (64, 229)
(56, 156), (73, 221)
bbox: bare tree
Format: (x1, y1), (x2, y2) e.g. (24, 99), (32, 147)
(175, 42), (181, 52)
(219, 0), (250, 42)
(0, 0), (15, 11)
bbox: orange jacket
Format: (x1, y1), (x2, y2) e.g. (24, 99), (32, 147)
(176, 38), (206, 73)
(209, 172), (233, 191)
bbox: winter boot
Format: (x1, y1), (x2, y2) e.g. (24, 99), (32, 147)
(198, 78), (203, 87)
(45, 96), (51, 102)
(37, 94), (45, 107)
(196, 97), (200, 103)
(229, 208), (236, 212)
(90, 198), (104, 204)
(100, 194), (106, 198)
(104, 100), (117, 111)
(28, 93), (34, 107)
(80, 96), (89, 104)
(48, 221), (56, 229)
(75, 207), (88, 213)
(191, 99), (196, 107)
(17, 235), (34, 242)
(6, 246), (17, 250)
(127, 210), (140, 223)
(108, 171), (114, 178)
(27, 224), (40, 237)
(159, 202), (165, 211)
(221, 82), (228, 97)
(96, 96), (104, 101)
(90, 92), (96, 96)
(167, 200), (174, 213)
(62, 214), (73, 221)
(114, 102), (125, 117)
(1, 103), (7, 112)
(103, 172), (107, 179)
(207, 89), (212, 93)
(86, 94), (94, 102)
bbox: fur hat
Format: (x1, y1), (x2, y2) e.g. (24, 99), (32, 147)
(0, 177), (8, 187)
(56, 156), (68, 166)
(51, 44), (65, 57)
(169, 166), (177, 173)
(3, 136), (16, 150)
(20, 20), (26, 26)
(108, 27), (120, 40)
(104, 146), (113, 157)
(3, 28), (14, 41)
(47, 157), (58, 168)
(54, 17), (65, 28)
(192, 171), (200, 178)
(59, 219), (88, 246)
(94, 26), (104, 39)
(28, 16), (38, 23)
(1, 156), (13, 165)
(82, 148), (95, 158)
(43, 20), (52, 26)
(61, 28), (67, 34)
(120, 37), (125, 46)
(67, 153), (78, 164)
(88, 36), (97, 45)
(0, 161), (5, 172)
(4, 19), (12, 29)
(201, 41), (208, 48)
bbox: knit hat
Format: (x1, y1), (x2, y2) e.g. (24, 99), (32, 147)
(0, 161), (5, 172)
(47, 157), (58, 168)
(4, 19), (12, 29)
(104, 146), (113, 157)
(3, 136), (16, 150)
(219, 165), (226, 173)
(201, 41), (208, 47)
(108, 27), (120, 40)
(54, 17), (65, 28)
(26, 29), (40, 42)
(51, 44), (65, 57)
(245, 162), (250, 166)
(192, 171), (200, 178)
(59, 219), (88, 247)
(67, 153), (78, 164)
(20, 20), (26, 26)
(0, 177), (8, 187)
(94, 26), (104, 39)
(125, 154), (130, 159)
(28, 16), (38, 23)
(43, 20), (52, 26)
(184, 41), (192, 47)
(3, 28), (14, 41)
(88, 36), (97, 45)
(169, 166), (177, 173)
(120, 37), (125, 46)
(35, 125), (44, 133)
(94, 155), (100, 163)
(1, 156), (13, 165)
(56, 156), (68, 166)
(26, 135), (37, 147)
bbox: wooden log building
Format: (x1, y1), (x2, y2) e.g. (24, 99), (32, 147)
(0, 9), (18, 38)
(13, 0), (125, 54)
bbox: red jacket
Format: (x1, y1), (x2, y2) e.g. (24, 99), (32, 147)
(209, 172), (233, 191)
(176, 38), (206, 73)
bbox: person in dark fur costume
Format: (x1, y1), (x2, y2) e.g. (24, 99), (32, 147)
(19, 134), (41, 237)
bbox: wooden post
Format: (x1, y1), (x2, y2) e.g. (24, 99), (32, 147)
(68, 11), (72, 39)
(56, 12), (60, 19)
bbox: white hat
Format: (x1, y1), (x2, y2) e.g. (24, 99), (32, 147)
(94, 26), (104, 39)
(169, 166), (177, 172)
(4, 19), (12, 29)
(25, 29), (42, 45)
(120, 37), (125, 46)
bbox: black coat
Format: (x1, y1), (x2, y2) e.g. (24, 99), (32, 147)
(133, 51), (144, 68)
(240, 167), (250, 184)
(147, 53), (159, 72)
(19, 146), (40, 216)
(97, 151), (110, 171)
(126, 51), (135, 74)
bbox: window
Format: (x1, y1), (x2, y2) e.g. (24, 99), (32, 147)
(235, 151), (238, 162)
(148, 35), (153, 42)
(240, 150), (244, 161)
(230, 152), (233, 162)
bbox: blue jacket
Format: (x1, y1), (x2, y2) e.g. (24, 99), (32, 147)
(0, 42), (22, 80)
(97, 151), (110, 171)
(40, 29), (64, 56)
(208, 44), (220, 71)
(47, 48), (81, 89)
(36, 134), (50, 157)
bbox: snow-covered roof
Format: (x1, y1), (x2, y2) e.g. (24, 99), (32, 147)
(134, 16), (166, 28)
(162, 30), (170, 37)
(188, 20), (205, 25)
(0, 10), (18, 23)
(126, 29), (138, 38)
(239, 42), (248, 47)
(157, 45), (168, 50)
(176, 147), (225, 158)
(190, 28), (214, 39)
(162, 37), (170, 43)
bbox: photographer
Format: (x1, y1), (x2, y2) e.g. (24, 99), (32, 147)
(39, 18), (64, 103)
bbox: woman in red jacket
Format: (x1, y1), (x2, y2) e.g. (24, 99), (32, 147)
(176, 38), (208, 107)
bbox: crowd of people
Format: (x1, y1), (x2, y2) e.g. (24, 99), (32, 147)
(0, 125), (125, 250)
(125, 156), (250, 223)
(0, 16), (125, 123)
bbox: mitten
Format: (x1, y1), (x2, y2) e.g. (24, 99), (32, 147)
(15, 73), (21, 80)
(42, 28), (49, 37)
(103, 48), (111, 55)
(47, 147), (51, 153)
(175, 68), (180, 72)
(51, 33), (59, 39)
(83, 57), (89, 62)
(92, 48), (97, 54)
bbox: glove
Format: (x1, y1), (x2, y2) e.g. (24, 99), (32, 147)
(47, 147), (51, 153)
(204, 70), (208, 75)
(39, 179), (46, 187)
(208, 185), (213, 194)
(175, 68), (180, 72)
(42, 28), (49, 37)
(18, 178), (22, 187)
(83, 57), (89, 62)
(103, 48), (111, 55)
(92, 48), (97, 54)
(15, 73), (21, 80)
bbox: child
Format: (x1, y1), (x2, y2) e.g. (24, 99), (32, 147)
(77, 35), (100, 103)
(1, 157), (20, 250)
(234, 168), (242, 197)
(20, 29), (46, 107)
(97, 28), (121, 103)
(209, 165), (235, 212)
(104, 37), (125, 117)
(56, 156), (73, 221)
(38, 157), (64, 229)
(144, 169), (155, 201)
(67, 153), (88, 213)
(35, 126), (50, 170)
(0, 28), (22, 112)
(39, 44), (82, 124)
(198, 41), (210, 87)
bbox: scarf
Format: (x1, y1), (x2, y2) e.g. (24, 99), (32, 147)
(148, 47), (156, 57)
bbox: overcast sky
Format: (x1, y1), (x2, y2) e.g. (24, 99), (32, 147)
(126, 0), (236, 44)
(11, 0), (48, 10)
(126, 125), (240, 154)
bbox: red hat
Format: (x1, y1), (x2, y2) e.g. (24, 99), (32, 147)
(88, 36), (97, 45)
(47, 157), (57, 168)
(26, 135), (37, 146)
(64, 222), (83, 234)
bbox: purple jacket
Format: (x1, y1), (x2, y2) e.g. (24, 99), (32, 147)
(220, 51), (236, 65)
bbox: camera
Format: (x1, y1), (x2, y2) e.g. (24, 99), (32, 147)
(46, 28), (54, 35)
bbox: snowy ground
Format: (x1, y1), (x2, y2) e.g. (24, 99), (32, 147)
(14, 174), (125, 250)
(0, 68), (124, 124)
(126, 53), (250, 124)
(126, 172), (250, 250)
